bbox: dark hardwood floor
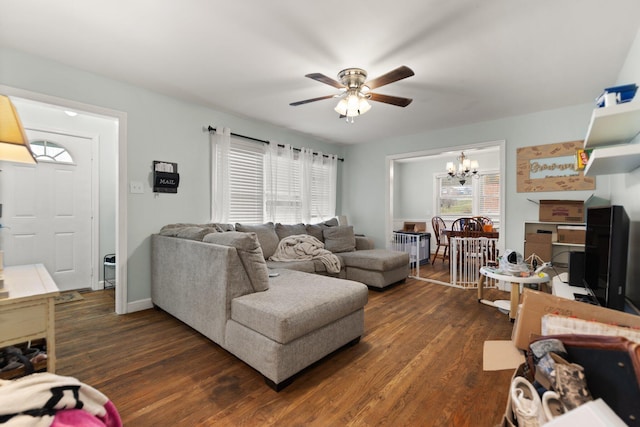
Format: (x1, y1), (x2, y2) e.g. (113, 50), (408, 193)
(55, 262), (514, 426)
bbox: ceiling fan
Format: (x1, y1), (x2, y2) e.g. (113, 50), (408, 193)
(290, 66), (414, 122)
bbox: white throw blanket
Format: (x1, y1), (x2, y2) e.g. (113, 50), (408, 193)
(270, 234), (341, 273)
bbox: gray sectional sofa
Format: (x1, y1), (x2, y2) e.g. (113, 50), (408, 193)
(150, 220), (409, 390)
(234, 220), (410, 289)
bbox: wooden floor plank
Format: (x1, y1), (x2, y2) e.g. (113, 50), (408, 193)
(54, 263), (515, 426)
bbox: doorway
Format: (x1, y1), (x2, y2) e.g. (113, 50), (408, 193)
(0, 129), (96, 291)
(0, 85), (128, 314)
(385, 140), (506, 257)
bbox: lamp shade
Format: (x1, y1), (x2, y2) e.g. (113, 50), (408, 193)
(0, 95), (36, 164)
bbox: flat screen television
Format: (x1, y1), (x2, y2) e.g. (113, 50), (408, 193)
(583, 205), (629, 311)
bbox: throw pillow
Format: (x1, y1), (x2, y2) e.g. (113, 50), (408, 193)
(206, 223), (235, 232)
(235, 222), (279, 259)
(305, 218), (339, 242)
(275, 223), (307, 240)
(305, 224), (325, 242)
(159, 224), (218, 241)
(323, 217), (339, 227)
(203, 231), (269, 292)
(323, 225), (356, 253)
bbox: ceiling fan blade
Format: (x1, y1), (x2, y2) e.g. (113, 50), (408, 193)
(366, 66), (414, 90)
(369, 93), (413, 107)
(290, 94), (337, 106)
(305, 73), (345, 89)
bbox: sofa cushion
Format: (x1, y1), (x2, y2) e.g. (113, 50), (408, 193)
(235, 222), (279, 259)
(305, 224), (325, 242)
(323, 217), (339, 227)
(203, 231), (270, 292)
(230, 269), (368, 344)
(305, 218), (339, 242)
(202, 223), (235, 232)
(159, 224), (219, 241)
(323, 225), (356, 253)
(275, 223), (307, 240)
(266, 259), (315, 273)
(339, 249), (409, 271)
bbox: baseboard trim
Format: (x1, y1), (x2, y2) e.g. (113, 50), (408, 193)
(127, 297), (153, 313)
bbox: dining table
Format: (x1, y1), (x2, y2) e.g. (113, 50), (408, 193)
(443, 229), (499, 239)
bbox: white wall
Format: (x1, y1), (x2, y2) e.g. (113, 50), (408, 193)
(394, 148), (501, 222)
(0, 47), (345, 305)
(343, 104), (610, 252)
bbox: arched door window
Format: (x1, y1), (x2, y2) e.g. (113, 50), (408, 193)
(29, 140), (74, 164)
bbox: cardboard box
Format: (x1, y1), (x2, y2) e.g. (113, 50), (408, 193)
(402, 221), (426, 232)
(557, 225), (586, 244)
(524, 232), (552, 262)
(511, 289), (640, 350)
(539, 200), (584, 223)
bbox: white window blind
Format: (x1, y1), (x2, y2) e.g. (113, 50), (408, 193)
(228, 138), (265, 223)
(309, 160), (334, 223)
(479, 173), (500, 217)
(224, 138), (338, 224)
(265, 150), (302, 224)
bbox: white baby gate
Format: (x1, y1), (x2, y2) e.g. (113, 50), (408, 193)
(449, 237), (499, 288)
(391, 232), (430, 278)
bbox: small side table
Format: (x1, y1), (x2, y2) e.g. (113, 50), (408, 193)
(477, 266), (550, 321)
(0, 264), (60, 373)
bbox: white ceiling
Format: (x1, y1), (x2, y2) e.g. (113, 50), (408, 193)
(1, 0), (639, 145)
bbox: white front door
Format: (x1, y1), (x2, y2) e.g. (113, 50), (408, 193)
(0, 130), (94, 291)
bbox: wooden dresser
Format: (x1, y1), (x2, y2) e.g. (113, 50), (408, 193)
(0, 264), (60, 373)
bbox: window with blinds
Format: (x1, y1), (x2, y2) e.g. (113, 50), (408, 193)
(225, 138), (336, 224)
(309, 161), (333, 223)
(436, 170), (500, 222)
(265, 152), (302, 224)
(228, 138), (265, 223)
(478, 173), (500, 217)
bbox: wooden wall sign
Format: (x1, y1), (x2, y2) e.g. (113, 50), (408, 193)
(517, 141), (595, 192)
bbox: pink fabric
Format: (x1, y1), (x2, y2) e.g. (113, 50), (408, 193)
(50, 401), (122, 427)
(51, 410), (105, 427)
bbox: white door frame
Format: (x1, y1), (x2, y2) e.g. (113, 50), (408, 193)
(1, 85), (128, 314)
(24, 126), (100, 290)
(385, 139), (507, 254)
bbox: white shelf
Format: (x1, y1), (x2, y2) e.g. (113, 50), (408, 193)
(584, 101), (640, 148)
(553, 242), (585, 248)
(583, 142), (640, 176)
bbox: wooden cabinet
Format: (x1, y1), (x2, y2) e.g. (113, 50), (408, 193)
(523, 221), (585, 266)
(0, 264), (59, 375)
(583, 101), (640, 176)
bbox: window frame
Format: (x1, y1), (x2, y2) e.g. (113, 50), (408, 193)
(433, 169), (501, 225)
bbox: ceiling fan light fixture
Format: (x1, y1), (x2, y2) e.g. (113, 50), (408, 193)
(292, 65), (414, 119)
(334, 91), (372, 120)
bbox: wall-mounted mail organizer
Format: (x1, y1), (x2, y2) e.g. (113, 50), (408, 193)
(153, 161), (180, 193)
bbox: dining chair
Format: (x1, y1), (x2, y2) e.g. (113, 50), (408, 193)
(451, 217), (483, 233)
(431, 216), (449, 263)
(473, 216), (494, 232)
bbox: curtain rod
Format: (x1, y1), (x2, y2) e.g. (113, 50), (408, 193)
(207, 125), (344, 162)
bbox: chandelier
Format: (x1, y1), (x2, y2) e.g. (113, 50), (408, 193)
(446, 151), (479, 185)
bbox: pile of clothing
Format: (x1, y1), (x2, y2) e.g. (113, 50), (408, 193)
(0, 373), (122, 426)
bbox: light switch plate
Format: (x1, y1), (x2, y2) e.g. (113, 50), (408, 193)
(129, 181), (144, 194)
